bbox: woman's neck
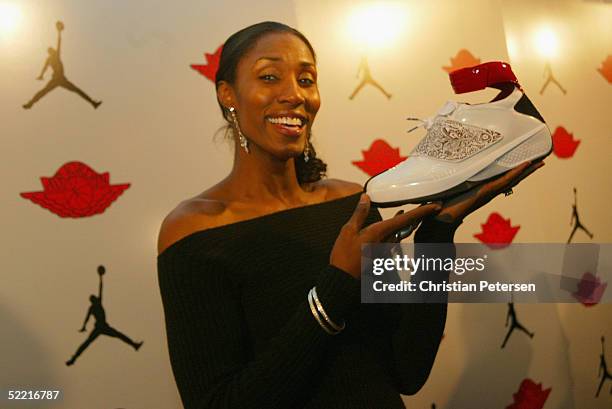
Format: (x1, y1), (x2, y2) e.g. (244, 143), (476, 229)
(226, 145), (312, 207)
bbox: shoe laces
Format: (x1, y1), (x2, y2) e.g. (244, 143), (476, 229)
(406, 100), (458, 133)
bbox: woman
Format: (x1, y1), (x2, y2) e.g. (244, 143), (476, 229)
(157, 22), (543, 409)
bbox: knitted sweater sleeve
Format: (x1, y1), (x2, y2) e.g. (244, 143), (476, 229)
(386, 217), (461, 396)
(157, 246), (360, 409)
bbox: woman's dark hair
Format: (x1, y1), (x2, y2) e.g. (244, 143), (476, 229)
(215, 21), (327, 184)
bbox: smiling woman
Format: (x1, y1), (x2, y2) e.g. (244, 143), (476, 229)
(215, 24), (325, 184)
(156, 21), (459, 409)
(154, 19), (544, 409)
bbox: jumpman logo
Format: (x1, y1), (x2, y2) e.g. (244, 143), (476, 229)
(349, 57), (392, 100)
(539, 62), (567, 95)
(597, 336), (612, 397)
(23, 21), (102, 110)
(568, 187), (594, 243)
(66, 265), (143, 366)
(501, 301), (534, 349)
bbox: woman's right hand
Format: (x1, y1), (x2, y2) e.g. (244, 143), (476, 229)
(330, 194), (441, 279)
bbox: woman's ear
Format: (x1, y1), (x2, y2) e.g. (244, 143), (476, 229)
(216, 81), (235, 109)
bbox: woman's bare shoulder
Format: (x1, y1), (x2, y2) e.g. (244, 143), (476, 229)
(157, 179), (363, 255)
(317, 178), (363, 200)
(157, 195), (230, 255)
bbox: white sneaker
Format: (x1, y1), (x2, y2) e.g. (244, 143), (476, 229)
(365, 62), (552, 207)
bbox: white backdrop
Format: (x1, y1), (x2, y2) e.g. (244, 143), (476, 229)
(1, 0), (611, 408)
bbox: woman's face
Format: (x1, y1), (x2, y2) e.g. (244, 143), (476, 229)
(224, 32), (320, 161)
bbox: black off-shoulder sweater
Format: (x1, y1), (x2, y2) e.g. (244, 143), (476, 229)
(157, 192), (459, 409)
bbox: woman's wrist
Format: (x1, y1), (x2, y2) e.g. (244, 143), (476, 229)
(414, 216), (462, 243)
(314, 264), (360, 325)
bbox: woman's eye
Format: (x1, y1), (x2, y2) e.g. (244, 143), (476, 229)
(260, 74), (277, 81)
(299, 78), (315, 85)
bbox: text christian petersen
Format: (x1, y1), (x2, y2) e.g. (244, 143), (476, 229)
(370, 254), (536, 293)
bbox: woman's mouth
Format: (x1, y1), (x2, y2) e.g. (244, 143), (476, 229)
(266, 116), (306, 137)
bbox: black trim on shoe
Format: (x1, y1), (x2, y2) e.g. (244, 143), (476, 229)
(514, 93), (545, 123)
(490, 82), (516, 102)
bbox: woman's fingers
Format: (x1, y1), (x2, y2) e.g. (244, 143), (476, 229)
(485, 160), (545, 195)
(364, 203), (441, 242)
(490, 161), (532, 191)
(506, 161), (545, 190)
(346, 193), (372, 232)
(382, 210), (405, 242)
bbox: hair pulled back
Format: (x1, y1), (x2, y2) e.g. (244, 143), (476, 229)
(215, 21), (327, 184)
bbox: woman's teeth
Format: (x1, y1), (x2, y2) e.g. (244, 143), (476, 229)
(267, 117), (303, 127)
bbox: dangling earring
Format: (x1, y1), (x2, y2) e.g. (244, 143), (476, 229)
(303, 129), (311, 162)
(303, 140), (310, 163)
(229, 107), (249, 153)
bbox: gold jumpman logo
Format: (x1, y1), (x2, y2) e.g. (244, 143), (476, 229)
(349, 56), (392, 100)
(540, 62), (567, 95)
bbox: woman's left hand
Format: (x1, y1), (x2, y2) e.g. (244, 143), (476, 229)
(434, 160), (545, 224)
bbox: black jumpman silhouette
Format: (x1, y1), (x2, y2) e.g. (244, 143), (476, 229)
(597, 336), (612, 397)
(23, 21), (102, 110)
(66, 265), (142, 366)
(501, 302), (534, 349)
(568, 187), (594, 243)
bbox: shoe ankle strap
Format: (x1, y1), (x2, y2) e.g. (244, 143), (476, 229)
(449, 61), (520, 94)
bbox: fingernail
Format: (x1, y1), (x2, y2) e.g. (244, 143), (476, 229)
(359, 194), (368, 204)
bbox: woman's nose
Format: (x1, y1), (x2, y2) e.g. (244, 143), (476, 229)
(277, 78), (305, 105)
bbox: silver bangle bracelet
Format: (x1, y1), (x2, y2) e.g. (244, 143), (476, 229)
(312, 286), (346, 332)
(308, 288), (341, 335)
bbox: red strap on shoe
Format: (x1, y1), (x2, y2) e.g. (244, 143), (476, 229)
(449, 61), (520, 94)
